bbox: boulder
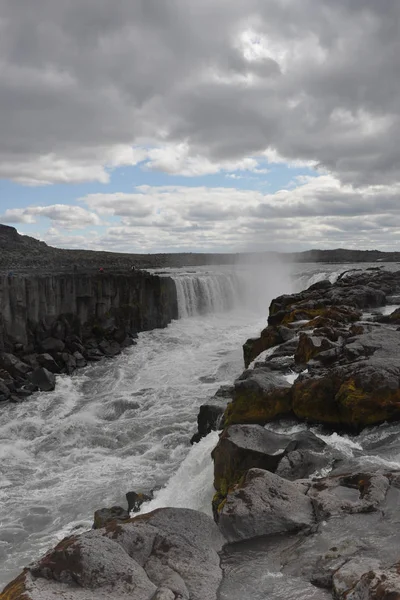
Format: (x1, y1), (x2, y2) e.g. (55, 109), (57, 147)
(29, 367), (56, 392)
(0, 353), (31, 378)
(93, 506), (130, 529)
(217, 468), (314, 542)
(126, 491), (154, 513)
(40, 338), (65, 353)
(73, 351), (87, 368)
(191, 403), (226, 444)
(0, 380), (11, 402)
(243, 325), (284, 368)
(60, 352), (77, 374)
(36, 353), (61, 374)
(294, 332), (339, 365)
(224, 368), (292, 426)
(212, 425), (327, 514)
(2, 508), (225, 600)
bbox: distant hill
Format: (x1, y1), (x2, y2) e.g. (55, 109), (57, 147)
(0, 224), (399, 273)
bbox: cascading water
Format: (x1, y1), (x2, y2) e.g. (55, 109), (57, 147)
(171, 270), (243, 317)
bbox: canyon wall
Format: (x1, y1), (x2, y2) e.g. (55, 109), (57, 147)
(0, 271), (178, 398)
(0, 271), (178, 349)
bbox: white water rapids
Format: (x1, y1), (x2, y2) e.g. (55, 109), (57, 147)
(1, 261), (399, 588)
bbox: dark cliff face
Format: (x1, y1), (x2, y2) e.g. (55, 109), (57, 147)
(0, 271), (178, 351)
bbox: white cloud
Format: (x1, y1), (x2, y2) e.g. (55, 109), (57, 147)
(1, 205), (101, 229)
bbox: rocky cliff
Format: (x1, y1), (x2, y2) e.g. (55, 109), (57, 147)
(0, 270), (177, 400)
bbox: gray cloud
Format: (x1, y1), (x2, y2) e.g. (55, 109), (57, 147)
(1, 0), (400, 186)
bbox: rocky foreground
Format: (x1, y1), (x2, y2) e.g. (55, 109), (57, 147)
(4, 267), (400, 599)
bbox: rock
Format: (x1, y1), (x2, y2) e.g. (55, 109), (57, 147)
(376, 306), (400, 324)
(224, 368), (292, 426)
(294, 332), (338, 365)
(0, 353), (31, 378)
(212, 425), (291, 494)
(36, 353), (61, 374)
(337, 563), (400, 599)
(212, 425), (327, 512)
(126, 491), (154, 513)
(217, 468), (314, 542)
(191, 403), (225, 444)
(0, 380), (11, 402)
(214, 384), (234, 398)
(307, 472), (390, 520)
(93, 506), (130, 529)
(40, 337), (65, 353)
(60, 352), (77, 374)
(29, 367), (56, 392)
(275, 448), (330, 480)
(332, 557), (382, 599)
(293, 329), (400, 429)
(73, 351), (87, 368)
(3, 508), (225, 600)
(243, 326), (283, 368)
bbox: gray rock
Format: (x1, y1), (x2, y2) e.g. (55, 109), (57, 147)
(36, 353), (61, 373)
(73, 351), (87, 368)
(218, 468), (314, 542)
(213, 425), (327, 490)
(29, 367), (56, 392)
(0, 380), (11, 401)
(40, 337), (66, 353)
(93, 506), (130, 529)
(8, 507), (225, 600)
(126, 491), (153, 513)
(0, 352), (31, 378)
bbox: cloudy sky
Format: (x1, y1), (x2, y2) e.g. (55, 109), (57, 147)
(1, 0), (400, 253)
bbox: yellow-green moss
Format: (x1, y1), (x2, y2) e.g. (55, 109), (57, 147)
(224, 387), (292, 427)
(0, 571), (30, 600)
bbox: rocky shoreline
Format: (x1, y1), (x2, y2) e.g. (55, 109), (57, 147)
(4, 267), (400, 599)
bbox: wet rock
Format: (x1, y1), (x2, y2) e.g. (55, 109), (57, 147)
(225, 367), (292, 426)
(29, 367), (56, 392)
(275, 448), (330, 480)
(191, 403), (225, 444)
(338, 563), (400, 599)
(126, 491), (154, 513)
(217, 468), (314, 542)
(243, 326), (284, 367)
(214, 384), (234, 398)
(93, 506), (130, 529)
(332, 557), (382, 598)
(212, 425), (291, 494)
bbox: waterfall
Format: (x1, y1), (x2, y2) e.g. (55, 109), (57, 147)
(172, 271), (242, 318)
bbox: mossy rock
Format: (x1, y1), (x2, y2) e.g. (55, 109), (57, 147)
(243, 326), (283, 368)
(293, 372), (400, 429)
(224, 385), (292, 427)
